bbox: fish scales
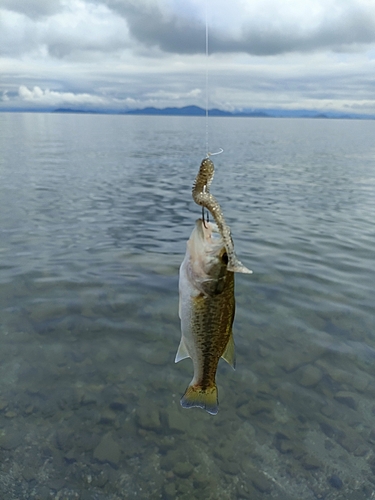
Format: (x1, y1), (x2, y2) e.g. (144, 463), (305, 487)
(190, 272), (235, 388)
(177, 219), (236, 415)
(176, 157), (251, 415)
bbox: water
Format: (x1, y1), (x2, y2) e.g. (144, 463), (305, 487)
(0, 113), (374, 499)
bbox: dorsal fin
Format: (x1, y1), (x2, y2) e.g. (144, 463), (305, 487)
(221, 334), (236, 369)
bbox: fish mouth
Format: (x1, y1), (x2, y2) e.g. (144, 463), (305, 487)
(190, 218), (226, 266)
(195, 218), (252, 274)
(195, 218), (207, 235)
(195, 218), (218, 241)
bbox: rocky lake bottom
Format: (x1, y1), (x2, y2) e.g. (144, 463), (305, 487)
(1, 267), (375, 500)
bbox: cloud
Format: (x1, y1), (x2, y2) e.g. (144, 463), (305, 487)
(98, 0), (375, 55)
(44, 1), (130, 59)
(0, 0), (63, 19)
(2, 0), (375, 61)
(0, 0), (130, 59)
(18, 85), (107, 106)
(1, 1), (375, 114)
(0, 10), (40, 57)
(145, 88), (202, 100)
(97, 0), (205, 54)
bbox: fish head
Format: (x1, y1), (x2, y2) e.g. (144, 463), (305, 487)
(185, 219), (229, 295)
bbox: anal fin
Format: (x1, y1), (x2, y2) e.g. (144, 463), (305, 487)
(175, 338), (190, 363)
(221, 334), (236, 369)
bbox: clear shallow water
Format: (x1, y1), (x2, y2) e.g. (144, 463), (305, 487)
(0, 113), (375, 499)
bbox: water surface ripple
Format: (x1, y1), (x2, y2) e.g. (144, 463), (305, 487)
(0, 113), (375, 499)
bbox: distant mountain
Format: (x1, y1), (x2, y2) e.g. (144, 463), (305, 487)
(123, 106), (368, 119)
(1, 105), (374, 120)
(53, 108), (101, 114)
(126, 105), (205, 116)
(124, 105), (269, 117)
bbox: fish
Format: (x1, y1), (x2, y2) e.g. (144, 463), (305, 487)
(176, 157), (251, 415)
(192, 157), (252, 275)
(176, 218), (236, 415)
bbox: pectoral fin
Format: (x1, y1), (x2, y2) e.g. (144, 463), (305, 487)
(175, 338), (190, 363)
(221, 334), (236, 369)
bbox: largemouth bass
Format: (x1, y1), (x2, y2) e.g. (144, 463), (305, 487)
(177, 218), (235, 415)
(176, 157), (251, 415)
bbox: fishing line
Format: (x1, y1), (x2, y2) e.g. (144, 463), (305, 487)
(204, 1), (223, 159)
(208, 148), (224, 157)
(205, 0), (209, 156)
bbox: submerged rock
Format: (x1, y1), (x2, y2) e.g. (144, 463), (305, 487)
(166, 408), (189, 433)
(173, 461), (193, 478)
(250, 470), (272, 493)
(298, 364), (323, 387)
(55, 429), (75, 451)
(278, 353), (305, 373)
(5, 410), (17, 418)
(334, 391), (358, 410)
(336, 433), (361, 454)
(160, 450), (180, 471)
(328, 474), (343, 489)
(93, 432), (121, 465)
(135, 407), (161, 431)
(163, 482), (177, 499)
(368, 428), (375, 444)
(109, 397), (127, 411)
(219, 459), (240, 475)
(22, 466), (37, 483)
(99, 409), (117, 424)
(0, 432), (22, 450)
(301, 455), (321, 470)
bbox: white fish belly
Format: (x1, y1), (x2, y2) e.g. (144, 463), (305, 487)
(177, 252), (205, 384)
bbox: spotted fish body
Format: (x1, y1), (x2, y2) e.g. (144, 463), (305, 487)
(177, 219), (236, 415)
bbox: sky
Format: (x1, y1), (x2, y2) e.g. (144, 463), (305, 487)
(1, 0), (375, 113)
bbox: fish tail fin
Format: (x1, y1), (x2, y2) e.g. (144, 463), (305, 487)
(180, 384), (218, 415)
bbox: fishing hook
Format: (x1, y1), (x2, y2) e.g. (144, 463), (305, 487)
(202, 207), (210, 228)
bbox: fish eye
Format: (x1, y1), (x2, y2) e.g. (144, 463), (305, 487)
(221, 253), (228, 265)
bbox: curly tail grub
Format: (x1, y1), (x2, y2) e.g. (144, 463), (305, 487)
(192, 158), (252, 274)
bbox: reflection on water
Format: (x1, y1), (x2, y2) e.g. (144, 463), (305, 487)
(0, 113), (375, 499)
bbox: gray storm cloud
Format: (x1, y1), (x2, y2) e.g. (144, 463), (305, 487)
(2, 0), (375, 59)
(0, 0), (64, 18)
(0, 0), (129, 59)
(99, 0), (375, 55)
(1, 0), (375, 114)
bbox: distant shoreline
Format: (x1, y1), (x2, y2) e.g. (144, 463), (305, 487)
(1, 105), (374, 120)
